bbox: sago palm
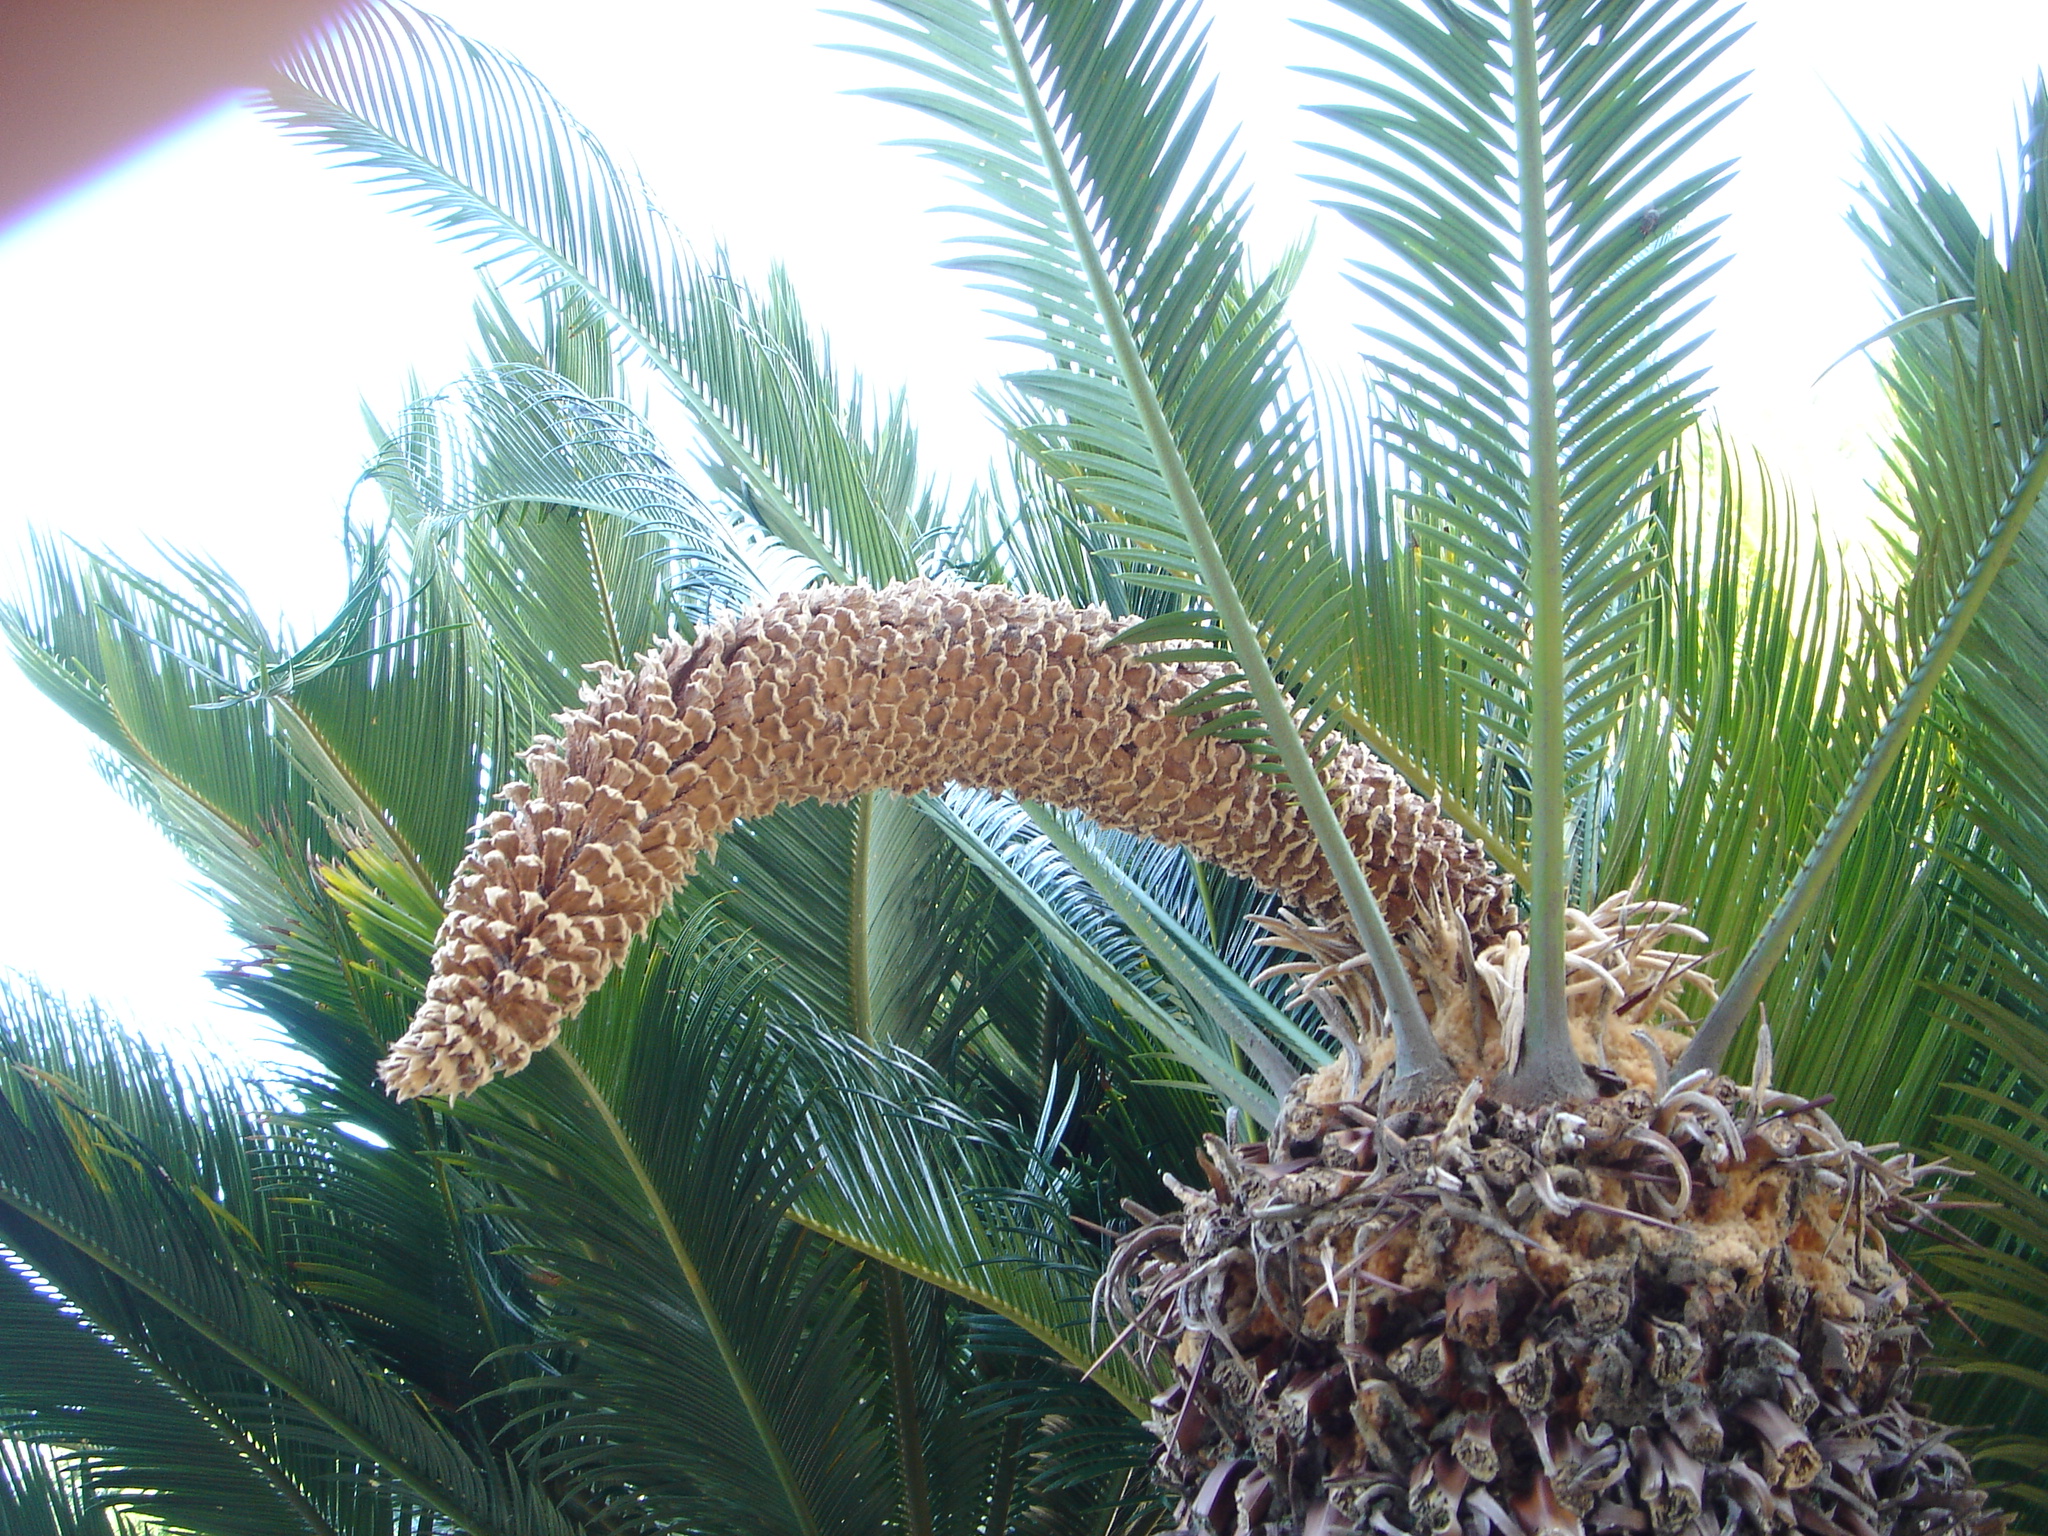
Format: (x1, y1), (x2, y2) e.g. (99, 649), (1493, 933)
(7, 1), (2048, 1534)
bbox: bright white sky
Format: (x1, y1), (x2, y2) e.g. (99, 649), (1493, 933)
(0, 0), (2044, 1067)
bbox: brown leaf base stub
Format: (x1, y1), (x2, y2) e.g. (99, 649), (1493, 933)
(1103, 1070), (2001, 1536)
(381, 580), (1513, 1099)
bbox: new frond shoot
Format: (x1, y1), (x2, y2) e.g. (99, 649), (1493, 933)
(1307, 0), (1743, 1101)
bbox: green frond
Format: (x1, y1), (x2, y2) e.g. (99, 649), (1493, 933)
(786, 1013), (1160, 1418)
(1022, 804), (1325, 1099)
(0, 986), (573, 1536)
(849, 0), (1453, 1081)
(372, 355), (753, 647)
(929, 789), (1279, 1123)
(1, 533), (510, 936)
(0, 997), (345, 1536)
(441, 909), (926, 1536)
(671, 792), (1044, 1068)
(0, 1442), (137, 1536)
(1305, 0), (1741, 847)
(1302, 0), (1745, 1084)
(270, 7), (947, 586)
(853, 0), (1349, 754)
(1683, 88), (2048, 1068)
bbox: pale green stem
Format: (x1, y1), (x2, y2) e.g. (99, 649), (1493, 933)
(1506, 0), (1589, 1103)
(1679, 423), (2048, 1077)
(577, 509), (628, 669)
(853, 812), (932, 1536)
(989, 0), (1451, 1091)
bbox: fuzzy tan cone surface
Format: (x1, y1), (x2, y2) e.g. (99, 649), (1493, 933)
(1104, 904), (2001, 1536)
(380, 579), (1513, 1100)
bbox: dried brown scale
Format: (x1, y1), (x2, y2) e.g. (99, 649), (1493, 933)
(380, 579), (1513, 1099)
(1104, 1059), (2002, 1536)
(1250, 890), (1713, 1096)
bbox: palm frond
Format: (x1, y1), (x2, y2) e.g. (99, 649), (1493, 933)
(786, 1012), (1159, 1418)
(928, 789), (1279, 1123)
(1, 531), (509, 934)
(960, 1314), (1168, 1534)
(1683, 88), (2048, 1068)
(1305, 0), (1739, 821)
(4, 539), (328, 938)
(848, 0), (1450, 1081)
(1022, 804), (1324, 1099)
(0, 1441), (132, 1536)
(0, 986), (573, 1536)
(374, 360), (750, 645)
(1305, 0), (1743, 1085)
(1576, 437), (1952, 1108)
(0, 1249), (356, 1536)
(269, 5), (946, 587)
(1699, 91), (2048, 1490)
(673, 792), (1043, 1067)
(439, 909), (908, 1536)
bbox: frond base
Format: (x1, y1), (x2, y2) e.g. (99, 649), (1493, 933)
(1102, 1064), (1999, 1536)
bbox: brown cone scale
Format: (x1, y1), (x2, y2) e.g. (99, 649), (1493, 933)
(380, 579), (1513, 1100)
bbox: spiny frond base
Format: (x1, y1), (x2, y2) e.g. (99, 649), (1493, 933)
(1103, 1068), (1999, 1536)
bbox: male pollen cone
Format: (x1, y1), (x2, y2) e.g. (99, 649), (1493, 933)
(380, 579), (1513, 1100)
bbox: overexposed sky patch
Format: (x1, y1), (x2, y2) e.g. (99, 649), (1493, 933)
(1, 0), (2043, 1066)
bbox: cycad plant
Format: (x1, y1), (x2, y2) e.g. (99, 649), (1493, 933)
(8, 1), (2048, 1534)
